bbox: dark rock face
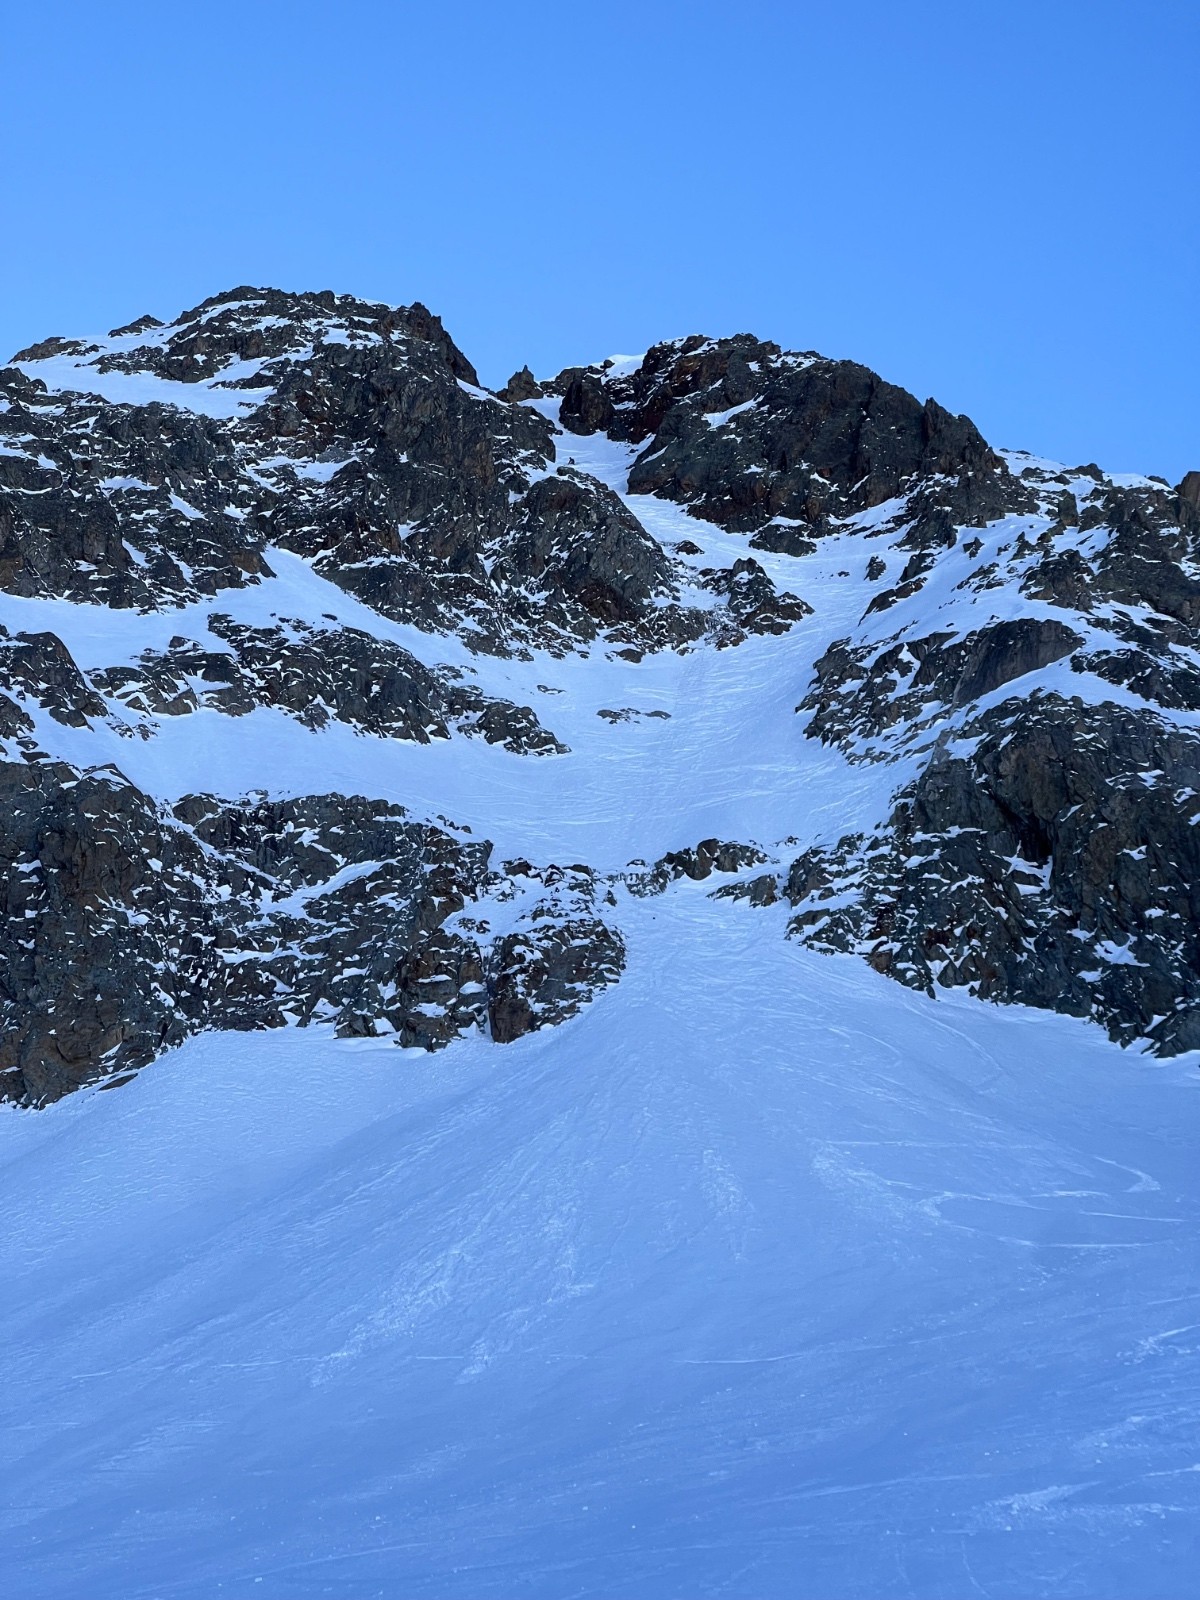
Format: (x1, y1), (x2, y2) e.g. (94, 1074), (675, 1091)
(0, 758), (283, 1105)
(700, 557), (812, 641)
(479, 861), (625, 1044)
(1074, 648), (1200, 713)
(1022, 480), (1200, 633)
(549, 334), (1023, 541)
(97, 287), (480, 387)
(0, 758), (623, 1106)
(560, 370), (616, 437)
(0, 366), (270, 607)
(785, 697), (1200, 1054)
(498, 469), (673, 626)
(803, 618), (1084, 755)
(765, 441), (1200, 1048)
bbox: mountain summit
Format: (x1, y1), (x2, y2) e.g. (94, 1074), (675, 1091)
(1, 285), (1198, 1103)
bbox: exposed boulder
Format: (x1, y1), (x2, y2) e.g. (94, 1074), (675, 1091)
(499, 365), (541, 403)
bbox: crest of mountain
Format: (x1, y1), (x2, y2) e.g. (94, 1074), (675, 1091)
(1, 287), (1198, 1103)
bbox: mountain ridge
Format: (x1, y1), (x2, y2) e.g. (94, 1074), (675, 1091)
(2, 285), (1199, 1103)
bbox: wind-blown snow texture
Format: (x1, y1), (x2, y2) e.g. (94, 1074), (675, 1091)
(2, 290), (1199, 1596)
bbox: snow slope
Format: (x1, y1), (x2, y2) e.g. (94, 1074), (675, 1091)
(0, 419), (904, 869)
(3, 886), (1199, 1599)
(3, 379), (1200, 1599)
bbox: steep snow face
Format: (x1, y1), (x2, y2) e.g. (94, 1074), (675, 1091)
(2, 889), (1199, 1600)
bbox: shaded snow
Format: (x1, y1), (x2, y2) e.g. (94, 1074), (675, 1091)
(2, 392), (1199, 1599)
(13, 350), (274, 418)
(2, 887), (1198, 1599)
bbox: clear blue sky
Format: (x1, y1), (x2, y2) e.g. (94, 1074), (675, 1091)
(1, 0), (1195, 479)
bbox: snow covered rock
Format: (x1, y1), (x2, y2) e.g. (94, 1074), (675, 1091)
(786, 697), (1200, 1053)
(0, 764), (622, 1103)
(2, 284), (1199, 1101)
(2, 288), (765, 658)
(555, 332), (1021, 539)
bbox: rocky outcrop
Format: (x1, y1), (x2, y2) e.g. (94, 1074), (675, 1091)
(498, 365), (542, 403)
(1021, 478), (1200, 637)
(626, 838), (770, 897)
(785, 697), (1200, 1054)
(700, 557), (812, 641)
(803, 618), (1084, 756)
(0, 757), (285, 1105)
(92, 614), (566, 752)
(496, 468), (673, 626)
(0, 758), (623, 1106)
(0, 626), (108, 726)
(473, 860), (625, 1044)
(5, 290), (783, 659)
(553, 334), (1024, 541)
(0, 365), (270, 607)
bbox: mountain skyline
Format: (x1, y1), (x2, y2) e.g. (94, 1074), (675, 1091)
(3, 0), (1196, 483)
(2, 280), (1199, 1598)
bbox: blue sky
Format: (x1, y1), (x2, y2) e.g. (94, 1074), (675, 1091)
(1, 0), (1195, 479)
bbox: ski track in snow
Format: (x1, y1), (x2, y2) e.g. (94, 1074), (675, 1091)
(2, 420), (1199, 1597)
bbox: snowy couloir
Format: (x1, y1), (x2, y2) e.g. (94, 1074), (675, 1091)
(2, 286), (1199, 1101)
(3, 289), (1200, 1600)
